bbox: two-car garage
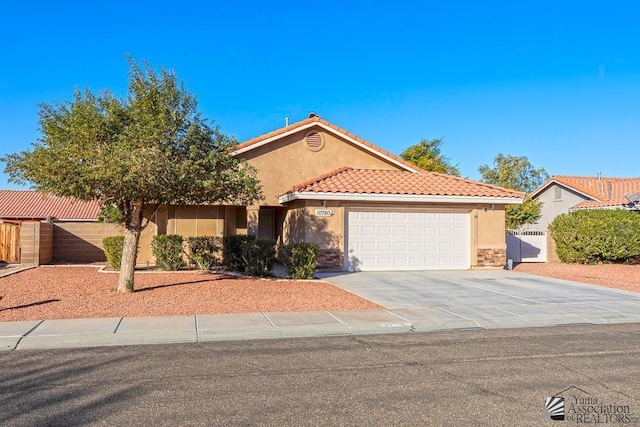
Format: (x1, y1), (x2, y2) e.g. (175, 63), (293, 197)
(346, 210), (470, 271)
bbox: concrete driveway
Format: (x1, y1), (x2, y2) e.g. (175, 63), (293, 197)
(320, 270), (640, 330)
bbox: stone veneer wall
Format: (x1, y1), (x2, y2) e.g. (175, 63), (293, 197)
(476, 248), (506, 268)
(317, 248), (342, 269)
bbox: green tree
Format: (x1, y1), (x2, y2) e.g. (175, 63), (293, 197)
(2, 59), (262, 292)
(478, 154), (549, 229)
(478, 154), (548, 193)
(400, 138), (460, 175)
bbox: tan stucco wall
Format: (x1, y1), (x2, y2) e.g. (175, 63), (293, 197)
(473, 205), (507, 246)
(282, 201), (343, 249)
(238, 127), (405, 206)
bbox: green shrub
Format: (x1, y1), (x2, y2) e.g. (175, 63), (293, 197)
(241, 238), (276, 277)
(186, 236), (221, 270)
(152, 234), (184, 270)
(223, 235), (255, 272)
(280, 243), (321, 279)
(549, 210), (640, 264)
(103, 236), (125, 270)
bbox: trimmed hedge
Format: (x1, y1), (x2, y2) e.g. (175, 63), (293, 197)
(280, 243), (320, 279)
(241, 238), (276, 277)
(222, 235), (276, 276)
(549, 210), (640, 264)
(223, 235), (255, 272)
(186, 236), (221, 270)
(103, 236), (125, 270)
(152, 234), (185, 271)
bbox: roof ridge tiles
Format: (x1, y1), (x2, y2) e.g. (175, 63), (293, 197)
(290, 166), (353, 192)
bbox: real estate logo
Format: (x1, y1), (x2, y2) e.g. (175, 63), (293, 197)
(543, 387), (638, 424)
(544, 396), (565, 421)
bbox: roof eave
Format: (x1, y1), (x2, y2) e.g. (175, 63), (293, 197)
(529, 179), (600, 201)
(278, 192), (523, 205)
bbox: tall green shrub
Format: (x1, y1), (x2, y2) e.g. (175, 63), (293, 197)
(549, 210), (640, 264)
(241, 239), (276, 277)
(223, 235), (255, 272)
(186, 236), (221, 270)
(280, 243), (320, 279)
(103, 236), (125, 270)
(152, 234), (184, 270)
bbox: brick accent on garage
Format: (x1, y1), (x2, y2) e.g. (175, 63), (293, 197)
(317, 248), (342, 269)
(476, 248), (506, 267)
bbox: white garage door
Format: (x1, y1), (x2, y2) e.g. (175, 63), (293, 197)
(346, 211), (470, 271)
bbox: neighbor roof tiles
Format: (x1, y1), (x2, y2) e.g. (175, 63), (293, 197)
(0, 190), (100, 220)
(540, 176), (640, 209)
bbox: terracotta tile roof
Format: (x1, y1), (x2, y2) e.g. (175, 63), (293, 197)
(236, 115), (423, 173)
(284, 167), (524, 199)
(537, 176), (640, 209)
(0, 190), (101, 220)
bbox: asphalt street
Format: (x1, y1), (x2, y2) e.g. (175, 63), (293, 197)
(2, 323), (639, 426)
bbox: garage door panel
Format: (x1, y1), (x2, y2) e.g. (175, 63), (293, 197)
(378, 226), (391, 235)
(347, 211), (470, 271)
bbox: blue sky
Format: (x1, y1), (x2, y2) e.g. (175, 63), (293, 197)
(1, 1), (639, 189)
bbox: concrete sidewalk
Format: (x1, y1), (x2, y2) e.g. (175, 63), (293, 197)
(0, 310), (417, 351)
(3, 302), (640, 351)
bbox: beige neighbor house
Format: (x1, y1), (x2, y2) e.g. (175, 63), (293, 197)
(2, 116), (525, 271)
(529, 175), (640, 231)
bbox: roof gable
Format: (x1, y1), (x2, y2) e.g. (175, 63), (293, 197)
(0, 190), (101, 220)
(233, 116), (422, 174)
(530, 175), (640, 209)
(279, 167), (524, 204)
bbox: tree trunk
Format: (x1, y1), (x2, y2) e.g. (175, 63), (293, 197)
(117, 200), (144, 293)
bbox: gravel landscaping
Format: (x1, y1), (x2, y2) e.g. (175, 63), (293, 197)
(2, 263), (639, 322)
(514, 262), (640, 292)
(0, 266), (381, 322)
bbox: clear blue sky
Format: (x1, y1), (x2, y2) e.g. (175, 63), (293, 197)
(2, 1), (639, 189)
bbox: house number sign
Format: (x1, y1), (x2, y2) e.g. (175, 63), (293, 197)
(315, 209), (333, 217)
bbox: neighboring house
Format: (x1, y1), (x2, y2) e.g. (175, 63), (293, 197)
(1, 116), (525, 270)
(0, 190), (118, 264)
(0, 190), (100, 222)
(528, 175), (640, 231)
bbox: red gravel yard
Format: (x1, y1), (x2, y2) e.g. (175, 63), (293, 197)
(514, 262), (640, 292)
(0, 267), (381, 322)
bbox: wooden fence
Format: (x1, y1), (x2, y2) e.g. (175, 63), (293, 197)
(0, 223), (20, 263)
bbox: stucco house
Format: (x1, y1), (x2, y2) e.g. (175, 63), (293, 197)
(148, 115), (523, 271)
(528, 175), (640, 231)
(2, 116), (524, 270)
